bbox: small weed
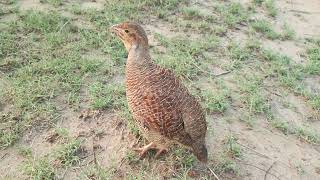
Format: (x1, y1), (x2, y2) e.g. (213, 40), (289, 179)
(253, 0), (264, 5)
(155, 34), (219, 78)
(305, 40), (320, 75)
(54, 139), (82, 167)
(54, 127), (69, 139)
(80, 165), (113, 180)
(216, 2), (249, 27)
(309, 95), (320, 111)
(251, 19), (279, 39)
(17, 146), (33, 158)
(296, 125), (320, 144)
(202, 88), (230, 113)
(226, 42), (251, 70)
(181, 7), (202, 19)
(89, 82), (126, 110)
(296, 164), (306, 175)
(270, 119), (320, 144)
(21, 10), (69, 33)
(261, 49), (304, 90)
(214, 156), (239, 175)
(125, 150), (141, 164)
(225, 135), (242, 158)
(281, 23), (295, 40)
(172, 147), (196, 168)
(0, 121), (21, 149)
(264, 0), (277, 17)
(42, 0), (63, 7)
(23, 158), (55, 180)
(238, 75), (269, 114)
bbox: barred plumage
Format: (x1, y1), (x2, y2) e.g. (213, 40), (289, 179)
(111, 22), (208, 162)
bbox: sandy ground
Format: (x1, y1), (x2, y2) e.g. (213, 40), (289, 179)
(1, 0), (320, 179)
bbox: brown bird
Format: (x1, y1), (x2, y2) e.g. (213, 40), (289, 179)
(110, 22), (208, 162)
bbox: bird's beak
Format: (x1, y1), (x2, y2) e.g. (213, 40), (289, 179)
(110, 24), (120, 34)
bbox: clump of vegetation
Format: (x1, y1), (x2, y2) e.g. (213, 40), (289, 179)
(225, 135), (242, 158)
(89, 82), (126, 110)
(251, 19), (280, 39)
(281, 23), (295, 40)
(253, 0), (277, 17)
(226, 42), (251, 70)
(305, 39), (320, 75)
(23, 158), (55, 180)
(264, 0), (277, 17)
(216, 2), (250, 27)
(202, 89), (230, 113)
(181, 6), (203, 19)
(53, 139), (82, 167)
(154, 33), (219, 79)
(235, 73), (272, 126)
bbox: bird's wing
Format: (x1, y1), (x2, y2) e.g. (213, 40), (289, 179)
(139, 66), (195, 146)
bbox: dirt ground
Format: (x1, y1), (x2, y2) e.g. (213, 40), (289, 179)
(1, 0), (320, 179)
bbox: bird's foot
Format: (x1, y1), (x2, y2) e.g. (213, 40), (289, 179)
(133, 143), (168, 159)
(133, 142), (156, 158)
(155, 148), (168, 158)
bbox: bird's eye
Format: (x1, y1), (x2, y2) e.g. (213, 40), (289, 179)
(124, 29), (129, 33)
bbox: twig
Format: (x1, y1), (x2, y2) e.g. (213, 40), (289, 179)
(117, 157), (125, 169)
(92, 137), (98, 167)
(0, 153), (8, 160)
(207, 167), (221, 180)
(238, 161), (281, 180)
(236, 142), (270, 159)
(58, 20), (70, 32)
(215, 71), (231, 77)
(289, 9), (320, 14)
(264, 161), (277, 180)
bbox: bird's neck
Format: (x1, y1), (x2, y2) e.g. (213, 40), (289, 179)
(127, 43), (152, 66)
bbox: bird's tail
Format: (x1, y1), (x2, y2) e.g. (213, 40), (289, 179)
(192, 143), (208, 163)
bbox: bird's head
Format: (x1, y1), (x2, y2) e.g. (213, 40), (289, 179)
(110, 22), (149, 52)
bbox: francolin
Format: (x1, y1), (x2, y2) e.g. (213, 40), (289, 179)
(110, 22), (208, 162)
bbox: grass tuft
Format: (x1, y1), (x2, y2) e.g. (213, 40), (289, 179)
(23, 158), (55, 180)
(251, 19), (279, 39)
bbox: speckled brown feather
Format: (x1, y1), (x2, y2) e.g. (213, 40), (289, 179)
(112, 22), (208, 162)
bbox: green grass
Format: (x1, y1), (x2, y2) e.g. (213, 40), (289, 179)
(225, 135), (242, 158)
(23, 158), (55, 180)
(309, 95), (320, 111)
(271, 119), (320, 144)
(79, 165), (113, 180)
(251, 19), (280, 39)
(213, 156), (239, 175)
(45, 0), (63, 7)
(281, 23), (295, 40)
(89, 82), (126, 110)
(154, 33), (219, 79)
(226, 42), (251, 70)
(305, 39), (320, 75)
(17, 146), (33, 158)
(202, 89), (230, 113)
(264, 0), (277, 17)
(252, 0), (277, 17)
(237, 75), (270, 126)
(216, 2), (250, 27)
(181, 6), (202, 19)
(261, 49), (304, 90)
(54, 139), (82, 167)
(22, 133), (84, 179)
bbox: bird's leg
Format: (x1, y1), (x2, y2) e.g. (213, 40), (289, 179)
(133, 142), (156, 158)
(155, 148), (168, 158)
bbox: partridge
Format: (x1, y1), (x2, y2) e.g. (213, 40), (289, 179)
(110, 22), (208, 162)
